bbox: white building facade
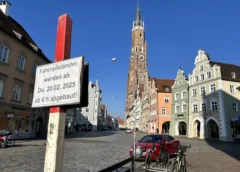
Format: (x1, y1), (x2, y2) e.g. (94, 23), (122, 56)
(73, 80), (102, 131)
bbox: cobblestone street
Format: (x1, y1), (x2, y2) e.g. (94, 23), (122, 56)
(0, 131), (239, 172)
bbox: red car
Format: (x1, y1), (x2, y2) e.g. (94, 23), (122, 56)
(129, 134), (180, 161)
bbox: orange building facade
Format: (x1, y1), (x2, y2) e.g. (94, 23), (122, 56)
(148, 78), (174, 134)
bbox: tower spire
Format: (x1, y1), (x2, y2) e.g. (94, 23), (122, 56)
(133, 0), (144, 28)
(136, 0), (141, 22)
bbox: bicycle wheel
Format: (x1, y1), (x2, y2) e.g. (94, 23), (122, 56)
(145, 151), (152, 169)
(180, 157), (187, 172)
(160, 150), (169, 164)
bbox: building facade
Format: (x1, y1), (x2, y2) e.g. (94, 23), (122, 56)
(148, 78), (174, 134)
(170, 68), (189, 136)
(140, 74), (153, 132)
(125, 3), (148, 127)
(188, 49), (240, 142)
(0, 2), (50, 138)
(74, 81), (102, 131)
(130, 88), (142, 130)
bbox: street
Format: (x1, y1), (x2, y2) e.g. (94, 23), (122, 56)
(0, 131), (239, 172)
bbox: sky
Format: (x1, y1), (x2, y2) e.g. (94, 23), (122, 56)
(9, 0), (240, 120)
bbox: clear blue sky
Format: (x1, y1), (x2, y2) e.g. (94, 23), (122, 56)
(9, 0), (240, 120)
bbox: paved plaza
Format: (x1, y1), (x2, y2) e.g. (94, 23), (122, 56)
(0, 131), (239, 172)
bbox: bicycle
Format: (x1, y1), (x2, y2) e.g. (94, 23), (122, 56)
(171, 144), (191, 172)
(144, 140), (169, 170)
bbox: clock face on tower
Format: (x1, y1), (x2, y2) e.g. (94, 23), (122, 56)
(139, 55), (144, 61)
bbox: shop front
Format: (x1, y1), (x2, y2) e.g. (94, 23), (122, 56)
(0, 106), (49, 139)
(0, 108), (33, 139)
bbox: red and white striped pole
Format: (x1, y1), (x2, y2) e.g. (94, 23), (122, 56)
(44, 14), (72, 172)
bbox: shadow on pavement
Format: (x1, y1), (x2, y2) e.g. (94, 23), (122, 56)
(65, 130), (116, 139)
(205, 139), (240, 161)
(203, 90), (240, 162)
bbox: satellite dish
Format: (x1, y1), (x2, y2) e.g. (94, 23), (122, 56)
(111, 58), (117, 62)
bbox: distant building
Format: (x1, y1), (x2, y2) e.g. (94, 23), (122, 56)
(117, 117), (126, 129)
(0, 1), (50, 139)
(73, 80), (102, 131)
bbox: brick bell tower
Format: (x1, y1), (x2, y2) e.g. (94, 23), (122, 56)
(125, 0), (147, 124)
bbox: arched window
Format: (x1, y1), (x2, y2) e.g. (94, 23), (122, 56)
(135, 46), (138, 52)
(140, 33), (142, 37)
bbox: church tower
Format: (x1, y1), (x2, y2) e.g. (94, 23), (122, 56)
(125, 1), (147, 123)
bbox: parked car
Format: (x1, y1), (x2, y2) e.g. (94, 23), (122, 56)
(129, 134), (180, 160)
(126, 128), (132, 133)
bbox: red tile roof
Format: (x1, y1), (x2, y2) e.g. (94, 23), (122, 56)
(154, 78), (174, 93)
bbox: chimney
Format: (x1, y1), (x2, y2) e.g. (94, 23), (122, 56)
(0, 1), (11, 16)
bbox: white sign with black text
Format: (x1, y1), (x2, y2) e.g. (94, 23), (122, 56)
(32, 57), (84, 108)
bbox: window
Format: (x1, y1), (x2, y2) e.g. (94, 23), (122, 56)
(12, 85), (21, 101)
(86, 108), (89, 112)
(232, 103), (238, 112)
(200, 87), (205, 95)
(231, 72), (236, 78)
(28, 89), (33, 104)
(211, 101), (218, 110)
(193, 104), (198, 112)
(164, 135), (174, 142)
(175, 105), (180, 113)
(140, 33), (142, 37)
(182, 104), (187, 112)
(202, 103), (206, 111)
(79, 115), (82, 120)
(195, 76), (198, 82)
(32, 64), (37, 76)
(210, 84), (216, 92)
(0, 44), (9, 63)
(140, 136), (153, 142)
(207, 72), (211, 78)
(192, 88), (197, 96)
(162, 108), (166, 115)
(201, 74), (205, 80)
(164, 96), (169, 103)
(17, 55), (25, 70)
(182, 91), (187, 99)
(175, 93), (179, 100)
(178, 81), (182, 85)
(165, 87), (169, 91)
(230, 85), (235, 93)
(0, 80), (3, 97)
(200, 65), (203, 71)
(135, 46), (138, 52)
(85, 116), (88, 120)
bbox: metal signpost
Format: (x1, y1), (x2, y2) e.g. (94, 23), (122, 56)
(31, 14), (88, 172)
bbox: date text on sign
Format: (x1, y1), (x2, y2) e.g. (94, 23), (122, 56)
(31, 56), (84, 108)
